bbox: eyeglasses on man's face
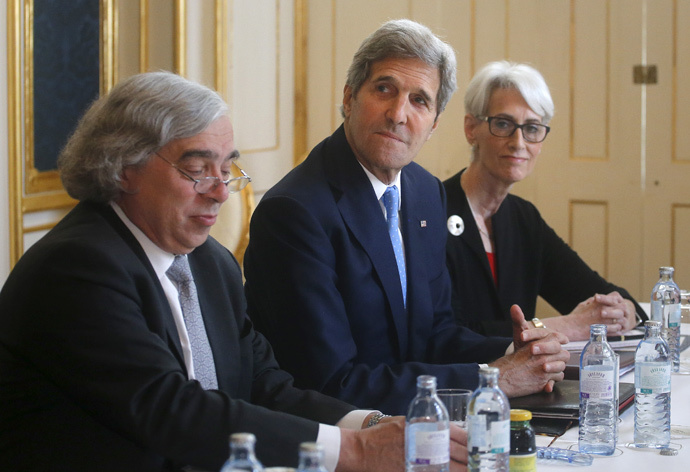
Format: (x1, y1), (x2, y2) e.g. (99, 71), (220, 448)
(479, 116), (550, 143)
(155, 153), (251, 195)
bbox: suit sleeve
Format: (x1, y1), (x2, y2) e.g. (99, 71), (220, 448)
(244, 195), (510, 415)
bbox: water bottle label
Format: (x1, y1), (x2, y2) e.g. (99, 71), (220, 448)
(668, 304), (681, 327)
(650, 300), (662, 322)
(580, 368), (615, 400)
(636, 363), (671, 394)
(490, 419), (510, 453)
(410, 428), (450, 465)
(467, 416), (509, 453)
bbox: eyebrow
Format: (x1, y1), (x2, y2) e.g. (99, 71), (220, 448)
(179, 149), (240, 162)
(492, 113), (542, 123)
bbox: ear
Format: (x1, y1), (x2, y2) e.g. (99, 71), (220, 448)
(342, 85), (353, 117)
(426, 117), (440, 141)
(464, 114), (479, 145)
(119, 165), (139, 194)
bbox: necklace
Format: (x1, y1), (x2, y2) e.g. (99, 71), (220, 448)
(467, 199), (492, 240)
(477, 224), (491, 240)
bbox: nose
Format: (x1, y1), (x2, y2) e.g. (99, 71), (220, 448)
(507, 127), (527, 150)
(203, 167), (230, 203)
(386, 95), (408, 125)
(205, 179), (229, 203)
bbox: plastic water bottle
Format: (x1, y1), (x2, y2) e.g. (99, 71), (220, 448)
(405, 375), (450, 472)
(578, 324), (617, 455)
(221, 433), (264, 472)
(297, 442), (328, 472)
(467, 367), (510, 471)
(634, 320), (671, 448)
(650, 266), (681, 372)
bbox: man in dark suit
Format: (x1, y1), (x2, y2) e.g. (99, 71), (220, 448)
(243, 19), (571, 416)
(0, 72), (429, 471)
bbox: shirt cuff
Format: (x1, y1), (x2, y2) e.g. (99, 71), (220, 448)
(316, 410), (375, 472)
(316, 423), (341, 472)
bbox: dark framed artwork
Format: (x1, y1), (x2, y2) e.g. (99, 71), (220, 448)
(32, 0), (100, 175)
(26, 0), (109, 193)
(8, 0), (115, 264)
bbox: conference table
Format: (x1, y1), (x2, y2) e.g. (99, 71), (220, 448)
(535, 323), (690, 471)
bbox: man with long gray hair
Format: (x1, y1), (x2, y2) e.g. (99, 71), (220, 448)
(0, 71), (436, 471)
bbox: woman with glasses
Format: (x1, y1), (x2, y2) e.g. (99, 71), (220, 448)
(444, 61), (645, 341)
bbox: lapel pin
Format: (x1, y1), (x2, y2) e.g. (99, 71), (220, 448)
(420, 220), (427, 228)
(447, 215), (464, 236)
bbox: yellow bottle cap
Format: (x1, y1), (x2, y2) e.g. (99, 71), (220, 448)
(510, 409), (532, 421)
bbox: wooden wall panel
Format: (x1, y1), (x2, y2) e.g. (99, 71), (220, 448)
(572, 0), (608, 160)
(570, 200), (608, 277)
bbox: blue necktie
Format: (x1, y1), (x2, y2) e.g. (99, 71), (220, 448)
(167, 255), (219, 390)
(382, 185), (407, 305)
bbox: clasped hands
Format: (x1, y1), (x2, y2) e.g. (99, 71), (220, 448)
(490, 304), (570, 398)
(539, 291), (638, 341)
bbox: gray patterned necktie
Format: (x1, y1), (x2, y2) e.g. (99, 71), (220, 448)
(382, 185), (407, 305)
(166, 255), (218, 390)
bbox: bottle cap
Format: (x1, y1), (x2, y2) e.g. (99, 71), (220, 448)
(510, 409), (532, 421)
(299, 442), (324, 453)
(230, 432), (256, 444)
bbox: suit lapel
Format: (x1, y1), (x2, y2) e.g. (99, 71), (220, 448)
(97, 203), (187, 371)
(323, 127), (408, 358)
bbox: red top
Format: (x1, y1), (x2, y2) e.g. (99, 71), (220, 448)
(486, 251), (497, 285)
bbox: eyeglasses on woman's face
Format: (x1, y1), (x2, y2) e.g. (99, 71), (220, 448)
(479, 116), (550, 143)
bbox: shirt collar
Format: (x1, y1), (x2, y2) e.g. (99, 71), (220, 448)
(358, 162), (403, 204)
(110, 202), (176, 278)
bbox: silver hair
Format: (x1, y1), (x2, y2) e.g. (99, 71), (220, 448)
(464, 60), (554, 124)
(58, 71), (229, 202)
(341, 18), (457, 119)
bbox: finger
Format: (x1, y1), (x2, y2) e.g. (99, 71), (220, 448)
(543, 379), (556, 392)
(542, 359), (568, 373)
(530, 333), (568, 356)
(510, 305), (530, 331)
(449, 423), (467, 445)
(520, 327), (568, 344)
(595, 292), (623, 306)
(449, 442), (468, 466)
(607, 323), (623, 334)
(450, 461), (468, 472)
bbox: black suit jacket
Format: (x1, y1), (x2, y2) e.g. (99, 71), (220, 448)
(444, 169), (646, 337)
(244, 126), (511, 415)
(0, 201), (354, 471)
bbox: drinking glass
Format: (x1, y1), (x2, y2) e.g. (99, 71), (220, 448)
(437, 388), (472, 428)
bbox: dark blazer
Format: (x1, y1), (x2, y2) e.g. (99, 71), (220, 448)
(444, 169), (646, 338)
(244, 126), (511, 415)
(0, 201), (354, 471)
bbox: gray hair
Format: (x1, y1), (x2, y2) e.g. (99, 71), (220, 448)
(341, 18), (457, 119)
(464, 61), (554, 124)
(58, 71), (229, 202)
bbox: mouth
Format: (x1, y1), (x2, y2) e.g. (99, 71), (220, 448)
(376, 131), (405, 144)
(193, 214), (218, 226)
(502, 155), (529, 162)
